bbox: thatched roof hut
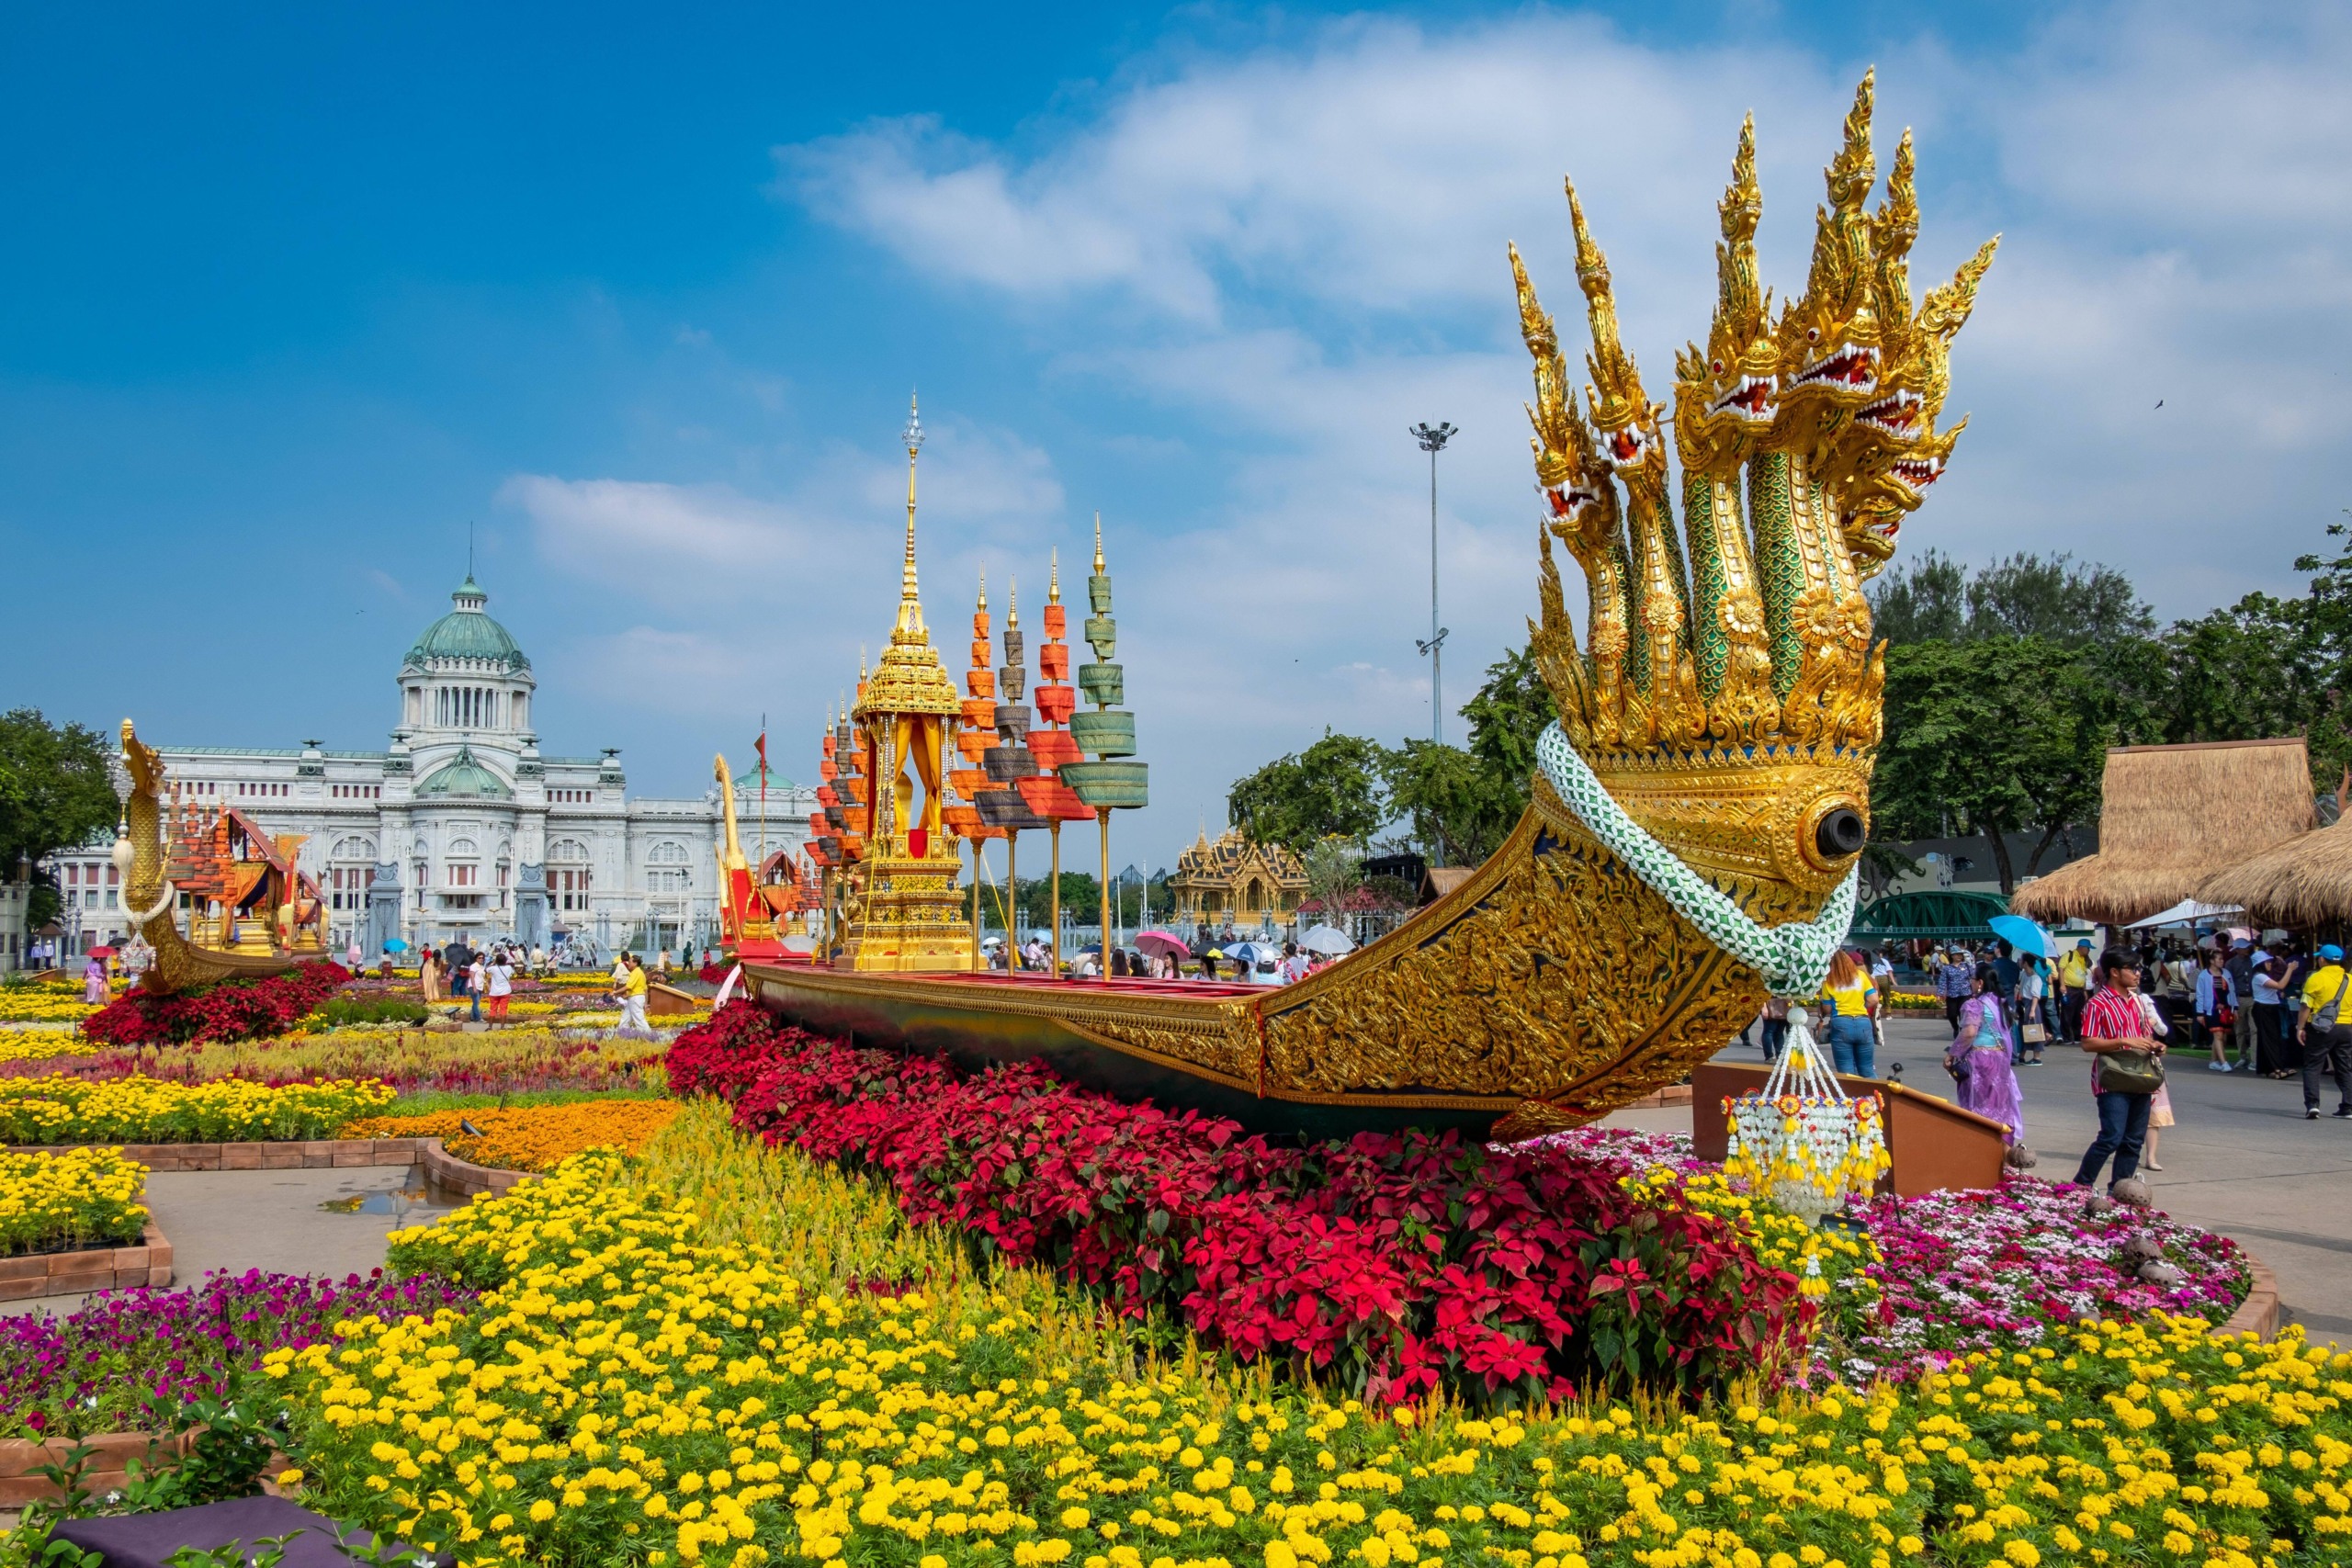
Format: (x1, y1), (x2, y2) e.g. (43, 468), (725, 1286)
(2007, 738), (2314, 926)
(2199, 813), (2352, 927)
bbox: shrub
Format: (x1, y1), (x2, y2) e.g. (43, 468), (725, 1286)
(309, 994), (430, 1028)
(669, 1005), (1810, 1405)
(79, 962), (350, 1046)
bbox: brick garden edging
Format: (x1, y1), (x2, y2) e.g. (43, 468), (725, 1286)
(2220, 1248), (2282, 1340)
(0, 1220), (173, 1304)
(0, 1429), (196, 1506)
(4, 1135), (532, 1195)
(6, 1137), (435, 1171)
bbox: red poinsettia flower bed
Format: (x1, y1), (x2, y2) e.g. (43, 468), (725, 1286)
(80, 962), (350, 1047)
(669, 1003), (1808, 1406)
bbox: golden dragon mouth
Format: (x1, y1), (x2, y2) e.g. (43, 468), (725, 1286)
(1792, 344), (1879, 394)
(1856, 388), (1922, 436)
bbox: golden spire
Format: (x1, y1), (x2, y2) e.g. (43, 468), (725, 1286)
(978, 566), (987, 611)
(1007, 575), (1019, 629)
(1565, 179), (1653, 446)
(1049, 547), (1060, 604)
(896, 392), (927, 638)
(1092, 513), (1106, 575)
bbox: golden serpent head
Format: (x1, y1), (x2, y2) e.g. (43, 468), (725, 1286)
(1511, 71), (1993, 921)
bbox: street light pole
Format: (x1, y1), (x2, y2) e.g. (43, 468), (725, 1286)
(1409, 423), (1455, 749)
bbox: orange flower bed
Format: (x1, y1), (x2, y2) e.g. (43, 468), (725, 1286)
(340, 1099), (680, 1173)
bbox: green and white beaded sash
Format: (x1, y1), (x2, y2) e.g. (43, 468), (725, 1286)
(1534, 722), (1857, 998)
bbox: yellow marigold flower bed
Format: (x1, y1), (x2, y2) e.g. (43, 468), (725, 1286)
(265, 1105), (2352, 1568)
(0, 991), (102, 1023)
(0, 1076), (393, 1145)
(0, 1034), (101, 1065)
(340, 1099), (681, 1172)
(1621, 1168), (1879, 1291)
(0, 1145), (149, 1256)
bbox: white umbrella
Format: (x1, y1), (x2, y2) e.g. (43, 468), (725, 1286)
(2122, 898), (2244, 930)
(1299, 925), (1354, 955)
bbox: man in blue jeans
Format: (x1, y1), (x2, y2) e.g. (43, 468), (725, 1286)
(2074, 948), (2165, 1191)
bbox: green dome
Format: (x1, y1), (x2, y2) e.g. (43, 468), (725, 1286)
(406, 577), (531, 671)
(415, 743), (513, 799)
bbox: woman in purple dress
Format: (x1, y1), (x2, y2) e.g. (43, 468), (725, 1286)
(1947, 962), (2028, 1145)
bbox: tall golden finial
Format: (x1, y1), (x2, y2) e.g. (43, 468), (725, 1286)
(978, 566), (987, 612)
(1092, 513), (1105, 575)
(1006, 575), (1019, 629)
(897, 392), (927, 637)
(1826, 69), (1877, 212)
(1564, 179), (1653, 448)
(1510, 242), (1557, 361)
(1049, 547), (1060, 604)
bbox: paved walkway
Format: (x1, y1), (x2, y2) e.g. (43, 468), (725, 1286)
(1607, 1014), (2352, 1348)
(1, 1165), (460, 1319)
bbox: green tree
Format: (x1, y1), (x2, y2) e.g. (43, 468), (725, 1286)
(1299, 837), (1364, 922)
(1966, 552), (2154, 644)
(1382, 739), (1520, 868)
(1868, 548), (2154, 648)
(1458, 642), (1556, 823)
(1227, 730), (1388, 852)
(1874, 638), (2119, 892)
(1867, 549), (1968, 643)
(1012, 870), (1101, 931)
(0, 710), (119, 930)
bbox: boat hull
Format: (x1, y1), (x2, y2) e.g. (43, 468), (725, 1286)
(741, 963), (1519, 1139)
(750, 776), (1781, 1139)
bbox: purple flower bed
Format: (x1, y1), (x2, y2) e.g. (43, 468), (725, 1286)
(1837, 1177), (2251, 1381)
(1506, 1123), (1708, 1172)
(0, 1268), (474, 1439)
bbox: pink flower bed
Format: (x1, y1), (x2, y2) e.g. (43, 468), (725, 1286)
(1838, 1177), (2251, 1380)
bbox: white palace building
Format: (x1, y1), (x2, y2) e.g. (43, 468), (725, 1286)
(54, 575), (815, 963)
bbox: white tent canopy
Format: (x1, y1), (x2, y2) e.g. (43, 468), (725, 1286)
(2123, 898), (2245, 930)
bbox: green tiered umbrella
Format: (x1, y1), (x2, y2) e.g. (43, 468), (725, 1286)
(1058, 516), (1149, 968)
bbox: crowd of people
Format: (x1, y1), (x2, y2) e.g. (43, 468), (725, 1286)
(412, 937), (523, 1022)
(1917, 931), (2352, 1122)
(1767, 931), (2352, 1197)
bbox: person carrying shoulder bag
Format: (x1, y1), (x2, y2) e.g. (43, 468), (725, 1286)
(2073, 947), (2165, 1193)
(2296, 942), (2352, 1121)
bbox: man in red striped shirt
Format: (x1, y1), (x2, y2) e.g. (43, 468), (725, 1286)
(2073, 947), (2167, 1190)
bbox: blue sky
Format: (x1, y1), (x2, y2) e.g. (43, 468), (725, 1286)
(7, 2), (2346, 871)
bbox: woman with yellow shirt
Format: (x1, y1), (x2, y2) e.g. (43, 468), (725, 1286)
(1815, 948), (1881, 1078)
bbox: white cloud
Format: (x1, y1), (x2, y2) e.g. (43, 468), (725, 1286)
(503, 475), (810, 569)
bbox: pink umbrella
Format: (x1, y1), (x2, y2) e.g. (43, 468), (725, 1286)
(1134, 930), (1189, 962)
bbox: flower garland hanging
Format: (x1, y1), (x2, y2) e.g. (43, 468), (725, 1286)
(1723, 1006), (1889, 1227)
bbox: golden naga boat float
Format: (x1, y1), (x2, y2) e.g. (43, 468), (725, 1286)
(747, 76), (1995, 1140)
(111, 721), (332, 992)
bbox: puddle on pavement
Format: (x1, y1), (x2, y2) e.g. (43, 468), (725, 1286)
(320, 1166), (468, 1218)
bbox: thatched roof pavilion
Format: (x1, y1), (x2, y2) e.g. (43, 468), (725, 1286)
(2199, 813), (2352, 927)
(2007, 738), (2314, 926)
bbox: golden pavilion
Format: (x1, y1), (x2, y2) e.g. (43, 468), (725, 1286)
(1170, 828), (1307, 929)
(835, 398), (975, 972)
